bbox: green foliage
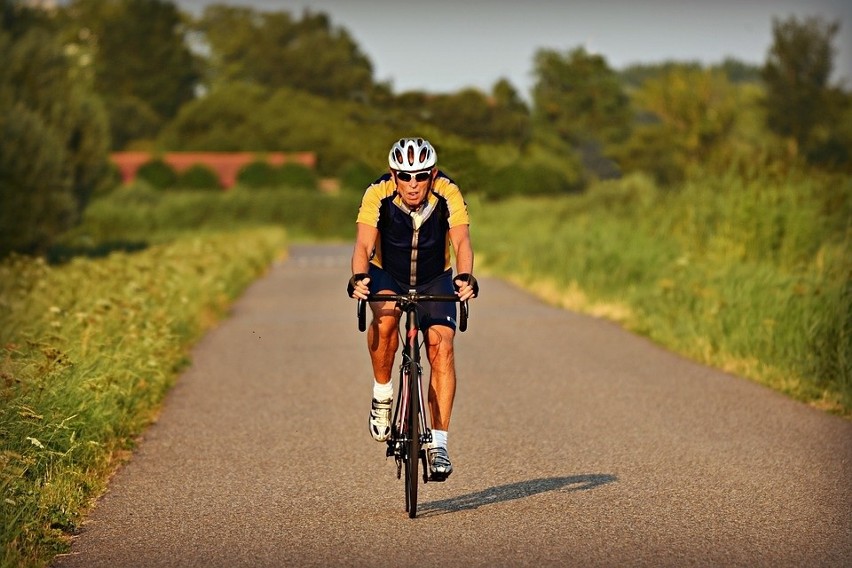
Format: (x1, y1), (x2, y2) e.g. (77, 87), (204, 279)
(237, 161), (278, 189)
(159, 84), (393, 176)
(59, 185), (360, 244)
(104, 95), (163, 151)
(62, 0), (200, 148)
(0, 5), (111, 257)
(234, 161), (317, 190)
(0, 227), (286, 567)
(474, 170), (851, 414)
(196, 5), (374, 101)
(339, 161), (378, 191)
(407, 82), (530, 146)
(0, 106), (76, 257)
(532, 47), (631, 148)
(277, 162), (318, 189)
(159, 83), (272, 151)
(613, 65), (740, 184)
(176, 164), (221, 190)
(136, 158), (177, 190)
(762, 15), (849, 169)
(485, 162), (581, 200)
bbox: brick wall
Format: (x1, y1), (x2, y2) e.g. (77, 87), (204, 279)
(111, 152), (317, 188)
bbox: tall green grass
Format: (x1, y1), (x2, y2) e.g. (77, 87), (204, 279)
(0, 227), (286, 567)
(472, 170), (851, 414)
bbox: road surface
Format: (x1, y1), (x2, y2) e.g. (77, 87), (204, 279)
(53, 244), (852, 567)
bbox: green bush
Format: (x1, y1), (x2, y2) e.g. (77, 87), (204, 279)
(237, 160), (277, 188)
(0, 23), (111, 257)
(176, 164), (222, 190)
(136, 158), (177, 190)
(486, 162), (579, 200)
(60, 187), (361, 245)
(90, 161), (124, 200)
(339, 161), (378, 191)
(276, 162), (318, 189)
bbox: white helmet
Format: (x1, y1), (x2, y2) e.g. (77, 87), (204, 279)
(388, 137), (437, 171)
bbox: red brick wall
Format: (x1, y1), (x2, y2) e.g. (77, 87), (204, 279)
(111, 152), (317, 188)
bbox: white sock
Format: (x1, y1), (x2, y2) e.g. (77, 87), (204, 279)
(373, 379), (393, 401)
(432, 429), (448, 449)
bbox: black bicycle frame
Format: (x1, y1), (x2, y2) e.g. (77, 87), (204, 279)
(356, 291), (468, 517)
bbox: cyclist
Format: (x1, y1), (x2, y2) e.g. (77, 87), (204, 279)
(348, 137), (478, 481)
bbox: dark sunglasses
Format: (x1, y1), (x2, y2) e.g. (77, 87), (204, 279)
(395, 170), (432, 182)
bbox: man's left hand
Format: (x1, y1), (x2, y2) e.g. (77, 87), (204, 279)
(453, 273), (479, 301)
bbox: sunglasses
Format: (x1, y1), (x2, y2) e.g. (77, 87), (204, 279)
(394, 170), (432, 182)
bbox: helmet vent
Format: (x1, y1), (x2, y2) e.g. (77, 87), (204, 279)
(388, 137), (437, 171)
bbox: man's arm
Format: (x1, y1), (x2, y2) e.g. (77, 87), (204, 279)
(349, 222), (377, 299)
(449, 224), (476, 301)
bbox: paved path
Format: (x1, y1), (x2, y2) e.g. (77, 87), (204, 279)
(53, 244), (852, 567)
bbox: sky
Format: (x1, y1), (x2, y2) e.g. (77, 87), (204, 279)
(177, 0), (852, 98)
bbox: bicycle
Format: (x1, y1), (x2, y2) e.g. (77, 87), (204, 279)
(357, 291), (469, 518)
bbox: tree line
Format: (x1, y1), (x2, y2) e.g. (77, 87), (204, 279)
(1, 0), (849, 257)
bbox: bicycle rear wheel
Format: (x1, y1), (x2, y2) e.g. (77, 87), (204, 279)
(404, 359), (420, 518)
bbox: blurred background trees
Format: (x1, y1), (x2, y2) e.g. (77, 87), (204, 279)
(1, 0), (111, 257)
(61, 0), (200, 150)
(0, 0), (849, 257)
(762, 15), (850, 168)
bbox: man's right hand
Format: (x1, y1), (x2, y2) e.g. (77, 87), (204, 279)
(347, 273), (371, 300)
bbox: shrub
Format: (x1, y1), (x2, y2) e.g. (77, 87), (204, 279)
(237, 160), (277, 188)
(176, 164), (222, 190)
(339, 161), (378, 191)
(0, 23), (111, 257)
(276, 162), (318, 189)
(136, 158), (177, 190)
(485, 162), (578, 200)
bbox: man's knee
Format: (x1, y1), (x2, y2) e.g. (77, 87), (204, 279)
(426, 326), (455, 358)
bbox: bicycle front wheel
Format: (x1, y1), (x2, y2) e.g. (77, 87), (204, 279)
(404, 359), (420, 518)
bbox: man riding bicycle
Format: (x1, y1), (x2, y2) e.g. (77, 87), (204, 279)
(348, 137), (478, 481)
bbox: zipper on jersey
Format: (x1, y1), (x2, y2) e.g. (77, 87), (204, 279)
(409, 226), (419, 286)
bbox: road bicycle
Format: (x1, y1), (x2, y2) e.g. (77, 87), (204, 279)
(357, 291), (469, 518)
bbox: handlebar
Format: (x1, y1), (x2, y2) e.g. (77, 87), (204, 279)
(357, 293), (469, 333)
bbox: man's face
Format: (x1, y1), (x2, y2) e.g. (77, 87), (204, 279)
(393, 168), (435, 209)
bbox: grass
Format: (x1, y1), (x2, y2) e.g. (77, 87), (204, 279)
(0, 227), (286, 567)
(471, 169), (851, 415)
(1, 168), (847, 566)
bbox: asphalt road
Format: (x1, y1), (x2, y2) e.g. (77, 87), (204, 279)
(53, 244), (852, 567)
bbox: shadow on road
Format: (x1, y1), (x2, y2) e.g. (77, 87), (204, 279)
(418, 474), (616, 517)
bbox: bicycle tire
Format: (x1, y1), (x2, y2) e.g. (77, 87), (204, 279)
(405, 359), (420, 518)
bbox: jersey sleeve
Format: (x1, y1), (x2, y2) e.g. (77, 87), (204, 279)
(356, 184), (384, 227)
(439, 179), (470, 228)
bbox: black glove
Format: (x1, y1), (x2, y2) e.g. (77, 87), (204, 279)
(453, 273), (479, 297)
(347, 273), (369, 297)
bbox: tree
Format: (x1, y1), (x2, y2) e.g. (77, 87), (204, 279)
(62, 0), (200, 149)
(612, 65), (740, 184)
(196, 6), (375, 101)
(532, 47), (631, 147)
(762, 15), (848, 166)
(531, 47), (631, 179)
(0, 2), (110, 256)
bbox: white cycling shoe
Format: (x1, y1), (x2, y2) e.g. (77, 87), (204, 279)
(369, 398), (392, 442)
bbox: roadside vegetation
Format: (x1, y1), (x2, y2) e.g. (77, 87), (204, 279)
(1, 228), (285, 566)
(473, 170), (850, 414)
(1, 1), (850, 566)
